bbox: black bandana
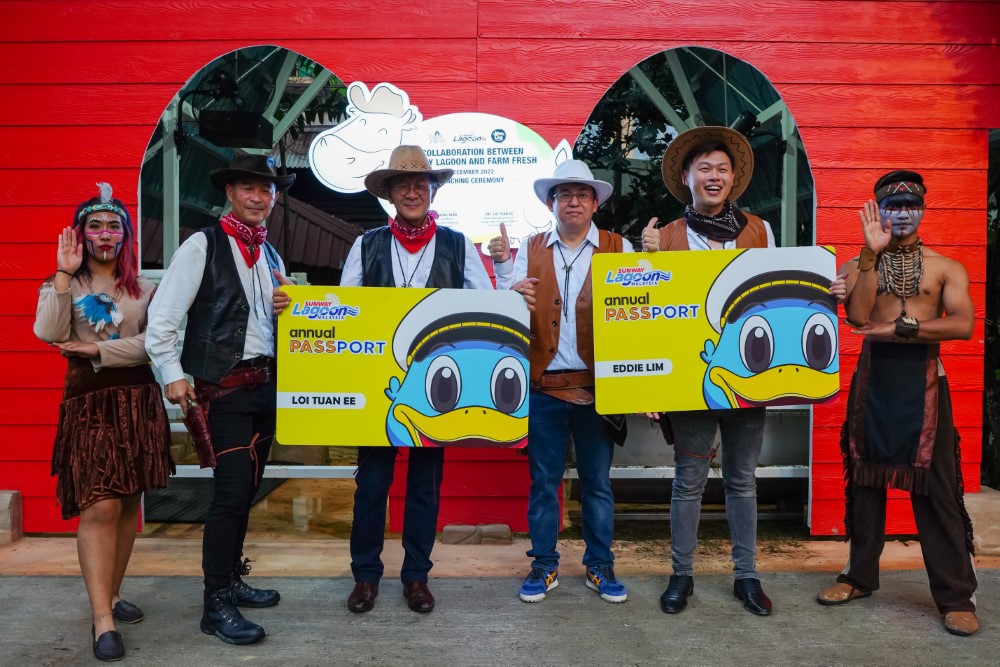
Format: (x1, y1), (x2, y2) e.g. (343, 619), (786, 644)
(684, 201), (749, 243)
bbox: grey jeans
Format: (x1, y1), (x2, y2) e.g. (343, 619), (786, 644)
(668, 408), (766, 580)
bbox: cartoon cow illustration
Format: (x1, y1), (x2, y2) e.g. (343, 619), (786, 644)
(308, 82), (421, 193)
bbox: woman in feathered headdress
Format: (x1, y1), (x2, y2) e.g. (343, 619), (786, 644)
(33, 183), (174, 661)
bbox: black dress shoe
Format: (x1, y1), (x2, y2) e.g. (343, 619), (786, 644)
(347, 581), (379, 613)
(232, 578), (281, 608)
(734, 578), (772, 616)
(112, 599), (144, 624)
(403, 581), (435, 613)
(200, 587), (266, 645)
(659, 575), (694, 614)
(92, 625), (125, 662)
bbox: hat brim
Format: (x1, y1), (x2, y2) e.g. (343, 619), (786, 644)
(210, 168), (296, 192)
(532, 177), (613, 206)
(661, 126), (754, 204)
(364, 168), (454, 200)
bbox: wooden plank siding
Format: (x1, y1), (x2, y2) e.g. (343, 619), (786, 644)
(1, 0), (997, 534)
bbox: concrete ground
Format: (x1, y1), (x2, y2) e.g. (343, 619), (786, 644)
(1, 487), (998, 666)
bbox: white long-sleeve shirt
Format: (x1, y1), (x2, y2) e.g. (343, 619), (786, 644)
(494, 223), (634, 372)
(340, 231), (493, 289)
(146, 232), (285, 385)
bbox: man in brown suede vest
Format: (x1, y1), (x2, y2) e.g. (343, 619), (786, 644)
(642, 126), (776, 618)
(488, 159), (632, 604)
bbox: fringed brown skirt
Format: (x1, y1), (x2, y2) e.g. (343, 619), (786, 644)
(51, 357), (175, 519)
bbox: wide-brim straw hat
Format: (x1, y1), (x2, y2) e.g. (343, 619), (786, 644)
(210, 154), (296, 191)
(661, 126), (754, 204)
(364, 145), (454, 199)
(532, 159), (613, 206)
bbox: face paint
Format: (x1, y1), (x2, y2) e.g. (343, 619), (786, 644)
(83, 215), (125, 262)
(878, 193), (924, 240)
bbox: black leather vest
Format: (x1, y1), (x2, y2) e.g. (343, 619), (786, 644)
(180, 224), (280, 383)
(360, 225), (465, 288)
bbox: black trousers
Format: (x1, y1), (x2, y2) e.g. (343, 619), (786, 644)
(839, 377), (977, 613)
(350, 447), (445, 584)
(202, 379), (275, 593)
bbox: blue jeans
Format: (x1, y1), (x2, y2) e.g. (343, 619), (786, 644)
(669, 408), (766, 580)
(526, 390), (615, 571)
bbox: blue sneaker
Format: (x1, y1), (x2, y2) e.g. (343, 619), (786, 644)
(586, 565), (628, 603)
(518, 567), (559, 602)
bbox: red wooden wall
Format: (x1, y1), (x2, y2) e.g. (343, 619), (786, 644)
(1, 1), (997, 534)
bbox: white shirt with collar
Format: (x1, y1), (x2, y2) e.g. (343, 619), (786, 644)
(146, 232), (285, 386)
(339, 230), (493, 289)
(494, 222), (634, 372)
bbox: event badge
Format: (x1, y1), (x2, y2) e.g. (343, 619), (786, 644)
(277, 286), (530, 448)
(591, 246), (840, 414)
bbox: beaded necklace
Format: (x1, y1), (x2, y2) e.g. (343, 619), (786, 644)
(876, 239), (923, 317)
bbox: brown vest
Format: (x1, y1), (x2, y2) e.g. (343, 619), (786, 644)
(526, 229), (624, 383)
(657, 212), (769, 250)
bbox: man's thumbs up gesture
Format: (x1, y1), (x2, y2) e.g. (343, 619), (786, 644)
(641, 217), (660, 253)
(488, 222), (512, 263)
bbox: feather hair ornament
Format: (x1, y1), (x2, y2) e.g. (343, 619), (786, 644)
(97, 182), (113, 204)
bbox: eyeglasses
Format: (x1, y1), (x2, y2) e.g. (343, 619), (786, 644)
(554, 191), (594, 203)
(390, 182), (432, 195)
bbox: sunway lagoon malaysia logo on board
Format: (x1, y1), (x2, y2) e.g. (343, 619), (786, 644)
(605, 259), (673, 287)
(290, 294), (361, 321)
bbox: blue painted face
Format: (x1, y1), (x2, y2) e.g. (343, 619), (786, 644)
(700, 298), (839, 409)
(384, 340), (530, 447)
(879, 193), (924, 240)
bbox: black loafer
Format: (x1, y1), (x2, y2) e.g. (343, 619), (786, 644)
(232, 578), (280, 608)
(734, 578), (772, 616)
(92, 625), (125, 662)
(659, 575), (694, 614)
(112, 599), (144, 624)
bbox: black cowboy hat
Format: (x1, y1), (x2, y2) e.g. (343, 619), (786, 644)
(210, 154), (296, 191)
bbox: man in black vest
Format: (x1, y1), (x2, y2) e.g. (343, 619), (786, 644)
(146, 154), (294, 645)
(339, 145), (495, 614)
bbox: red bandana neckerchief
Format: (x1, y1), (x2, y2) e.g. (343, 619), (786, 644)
(220, 213), (268, 267)
(389, 210), (438, 253)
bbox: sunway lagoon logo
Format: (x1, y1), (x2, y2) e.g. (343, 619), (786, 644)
(291, 294), (361, 320)
(605, 259), (672, 287)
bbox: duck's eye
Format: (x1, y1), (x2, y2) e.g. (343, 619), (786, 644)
(425, 356), (461, 413)
(490, 356), (527, 414)
(802, 313), (836, 370)
(739, 315), (774, 373)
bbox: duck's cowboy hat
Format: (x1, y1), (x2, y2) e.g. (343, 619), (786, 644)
(533, 159), (613, 206)
(364, 145), (454, 200)
(210, 154), (296, 191)
(661, 126), (754, 204)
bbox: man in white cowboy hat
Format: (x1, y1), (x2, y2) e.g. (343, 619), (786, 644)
(488, 158), (632, 605)
(339, 144), (505, 615)
(641, 126), (777, 618)
(146, 153), (295, 644)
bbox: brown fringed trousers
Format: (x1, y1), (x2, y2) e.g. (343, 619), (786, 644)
(838, 376), (978, 613)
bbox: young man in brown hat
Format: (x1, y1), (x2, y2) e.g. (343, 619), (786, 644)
(815, 170), (979, 637)
(641, 126), (776, 617)
(147, 154), (295, 644)
(340, 145), (497, 614)
(488, 159), (632, 605)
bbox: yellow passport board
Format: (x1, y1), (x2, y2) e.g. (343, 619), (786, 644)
(277, 286), (530, 447)
(591, 247), (840, 414)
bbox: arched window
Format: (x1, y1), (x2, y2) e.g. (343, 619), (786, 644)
(576, 46), (814, 248)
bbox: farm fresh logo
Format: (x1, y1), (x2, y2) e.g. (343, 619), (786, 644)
(605, 259), (672, 287)
(291, 294), (361, 320)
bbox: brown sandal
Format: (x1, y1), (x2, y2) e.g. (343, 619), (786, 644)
(816, 582), (872, 606)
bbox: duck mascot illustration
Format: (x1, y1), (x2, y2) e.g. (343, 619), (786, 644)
(700, 246), (840, 409)
(385, 289), (530, 447)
